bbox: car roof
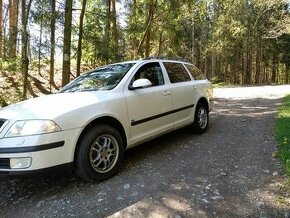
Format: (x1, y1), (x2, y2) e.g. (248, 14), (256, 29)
(102, 57), (192, 68)
(128, 57), (190, 64)
(143, 56), (189, 62)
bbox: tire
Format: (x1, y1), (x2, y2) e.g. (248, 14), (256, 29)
(75, 124), (124, 182)
(193, 103), (209, 134)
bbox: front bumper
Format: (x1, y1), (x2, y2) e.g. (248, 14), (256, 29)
(0, 128), (82, 172)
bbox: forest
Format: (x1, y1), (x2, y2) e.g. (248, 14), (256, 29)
(0, 0), (290, 106)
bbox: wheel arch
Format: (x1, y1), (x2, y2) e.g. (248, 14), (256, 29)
(73, 116), (128, 163)
(193, 97), (210, 133)
(196, 97), (209, 111)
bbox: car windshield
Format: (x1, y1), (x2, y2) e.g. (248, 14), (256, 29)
(59, 63), (135, 93)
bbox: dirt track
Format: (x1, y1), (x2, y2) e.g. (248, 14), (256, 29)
(1, 85), (290, 217)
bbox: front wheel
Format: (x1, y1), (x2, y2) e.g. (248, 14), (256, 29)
(193, 103), (209, 134)
(75, 124), (124, 182)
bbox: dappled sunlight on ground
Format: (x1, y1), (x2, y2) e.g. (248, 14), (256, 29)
(0, 86), (290, 217)
(212, 98), (279, 118)
(108, 196), (208, 218)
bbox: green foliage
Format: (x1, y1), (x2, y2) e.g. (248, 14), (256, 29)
(1, 0), (290, 104)
(278, 34), (290, 69)
(81, 1), (106, 64)
(0, 71), (23, 107)
(1, 59), (21, 71)
(276, 94), (290, 175)
(79, 0), (127, 65)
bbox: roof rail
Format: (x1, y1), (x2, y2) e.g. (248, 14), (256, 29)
(143, 56), (189, 62)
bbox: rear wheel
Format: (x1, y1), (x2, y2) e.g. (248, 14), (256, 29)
(76, 124), (124, 182)
(193, 103), (209, 134)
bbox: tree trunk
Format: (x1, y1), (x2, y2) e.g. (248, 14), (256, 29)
(145, 0), (156, 57)
(191, 2), (195, 64)
(262, 61), (268, 84)
(9, 0), (18, 60)
(145, 25), (151, 57)
(157, 32), (163, 56)
(211, 52), (216, 79)
(137, 0), (156, 57)
(285, 64), (289, 84)
(204, 53), (207, 78)
(129, 0), (137, 59)
(38, 14), (43, 77)
(62, 0), (73, 87)
(50, 0), (56, 91)
(136, 22), (151, 56)
(248, 49), (252, 84)
(21, 0), (32, 100)
(94, 41), (97, 67)
(243, 38), (252, 84)
(242, 49), (246, 84)
(271, 55), (277, 84)
(111, 0), (118, 60)
(230, 55), (236, 83)
(8, 0), (13, 56)
(104, 0), (111, 60)
(2, 4), (8, 61)
(260, 61), (265, 84)
(255, 43), (261, 84)
(76, 0), (87, 77)
(223, 58), (229, 82)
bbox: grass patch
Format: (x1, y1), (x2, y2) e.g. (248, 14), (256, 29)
(212, 82), (229, 88)
(276, 94), (290, 175)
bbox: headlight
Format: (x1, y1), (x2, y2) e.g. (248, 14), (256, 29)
(5, 120), (61, 137)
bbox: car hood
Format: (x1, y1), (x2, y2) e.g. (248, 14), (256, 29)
(0, 92), (108, 121)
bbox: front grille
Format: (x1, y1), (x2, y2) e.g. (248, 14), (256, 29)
(0, 119), (6, 129)
(0, 158), (10, 169)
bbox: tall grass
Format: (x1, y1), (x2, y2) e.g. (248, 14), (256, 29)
(276, 94), (290, 175)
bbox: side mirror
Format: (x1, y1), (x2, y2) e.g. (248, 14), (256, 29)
(130, 79), (152, 90)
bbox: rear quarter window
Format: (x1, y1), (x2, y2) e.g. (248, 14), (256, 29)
(163, 62), (191, 83)
(185, 64), (206, 80)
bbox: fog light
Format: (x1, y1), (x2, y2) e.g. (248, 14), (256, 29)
(10, 158), (32, 169)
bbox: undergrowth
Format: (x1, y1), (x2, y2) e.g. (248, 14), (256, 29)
(276, 94), (290, 175)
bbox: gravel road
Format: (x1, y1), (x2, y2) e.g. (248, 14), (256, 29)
(1, 85), (290, 217)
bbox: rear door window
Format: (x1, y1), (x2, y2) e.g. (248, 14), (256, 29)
(163, 62), (191, 83)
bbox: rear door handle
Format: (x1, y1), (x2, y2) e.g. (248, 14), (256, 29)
(164, 91), (171, 96)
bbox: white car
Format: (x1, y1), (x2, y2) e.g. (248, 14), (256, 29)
(0, 58), (213, 181)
